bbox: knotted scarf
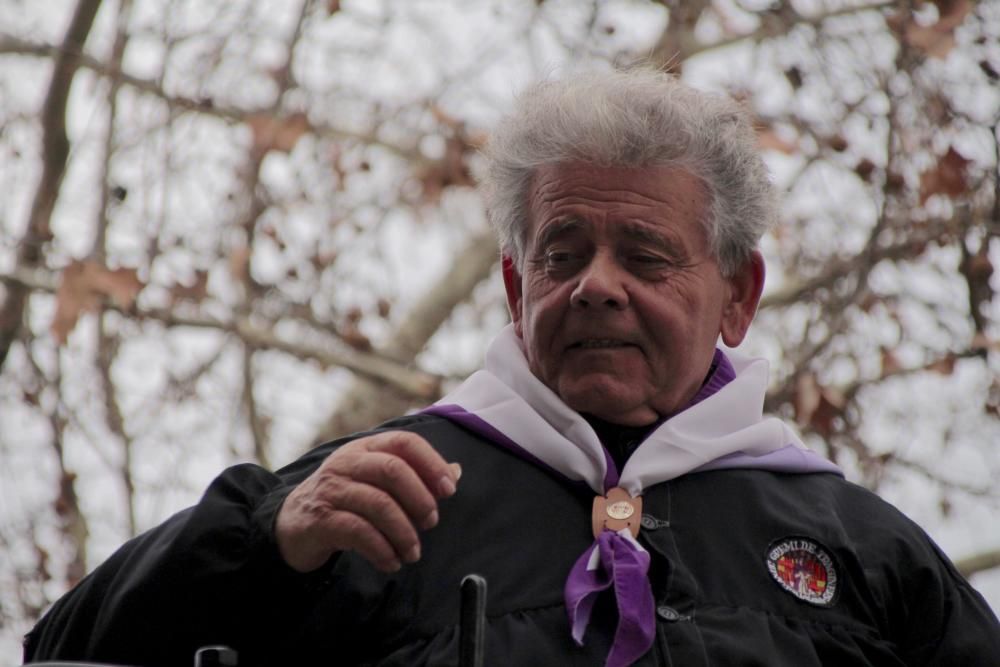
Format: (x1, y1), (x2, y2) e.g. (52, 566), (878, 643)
(423, 325), (840, 666)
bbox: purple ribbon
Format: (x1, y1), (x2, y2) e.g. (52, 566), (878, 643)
(565, 530), (655, 667)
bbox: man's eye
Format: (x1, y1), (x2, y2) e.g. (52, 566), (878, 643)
(546, 250), (573, 264)
(528, 249), (581, 272)
(543, 248), (587, 268)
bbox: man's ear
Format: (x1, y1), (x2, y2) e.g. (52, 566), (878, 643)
(501, 255), (524, 338)
(720, 251), (766, 347)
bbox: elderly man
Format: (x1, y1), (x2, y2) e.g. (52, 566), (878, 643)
(25, 69), (1000, 667)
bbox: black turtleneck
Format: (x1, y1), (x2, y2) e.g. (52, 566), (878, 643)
(585, 359), (721, 473)
(582, 414), (659, 474)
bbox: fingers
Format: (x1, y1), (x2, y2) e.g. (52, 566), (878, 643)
(362, 431), (462, 500)
(341, 433), (461, 562)
(352, 435), (461, 527)
(276, 430), (461, 574)
(321, 509), (405, 573)
(325, 472), (423, 566)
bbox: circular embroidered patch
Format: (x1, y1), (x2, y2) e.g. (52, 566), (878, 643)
(765, 536), (839, 607)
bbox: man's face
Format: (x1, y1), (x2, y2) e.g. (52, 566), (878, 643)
(503, 162), (764, 426)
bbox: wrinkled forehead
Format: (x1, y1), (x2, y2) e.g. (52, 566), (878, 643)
(526, 160), (709, 211)
(524, 161), (712, 246)
(533, 215), (682, 249)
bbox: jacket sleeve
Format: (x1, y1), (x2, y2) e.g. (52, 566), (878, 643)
(23, 459), (333, 667)
(897, 540), (1000, 666)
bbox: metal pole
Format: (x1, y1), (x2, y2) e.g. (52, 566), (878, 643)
(458, 574), (487, 667)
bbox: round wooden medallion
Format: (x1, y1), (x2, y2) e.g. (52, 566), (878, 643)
(592, 487), (642, 538)
(607, 500), (635, 520)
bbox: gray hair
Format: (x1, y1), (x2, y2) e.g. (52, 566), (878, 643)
(479, 68), (777, 277)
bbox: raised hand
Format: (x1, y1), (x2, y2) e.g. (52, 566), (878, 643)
(276, 431), (461, 573)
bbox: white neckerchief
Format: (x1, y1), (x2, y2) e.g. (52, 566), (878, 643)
(433, 324), (839, 495)
(427, 325), (840, 667)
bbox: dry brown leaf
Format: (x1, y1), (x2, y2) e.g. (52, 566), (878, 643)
(919, 146), (971, 204)
(859, 292), (880, 313)
(464, 130), (489, 150)
(855, 158), (877, 182)
(928, 355), (956, 375)
(22, 387), (39, 406)
(810, 391), (845, 438)
(416, 136), (475, 203)
(53, 471), (78, 517)
(246, 111), (311, 157)
(906, 24), (956, 58)
(340, 324), (372, 351)
(886, 171), (906, 192)
(827, 135), (849, 152)
(881, 348), (903, 375)
(962, 242), (994, 333)
(345, 306), (363, 325)
(986, 378), (1000, 418)
(51, 264), (98, 343)
(756, 127), (798, 155)
(793, 373), (845, 437)
(971, 332), (992, 351)
(169, 271), (209, 304)
(784, 66), (803, 90)
(930, 0), (974, 30)
(901, 0), (973, 59)
(228, 245), (252, 283)
(793, 373), (821, 428)
(431, 105), (463, 131)
(34, 544), (51, 582)
(51, 260), (144, 344)
(94, 266), (143, 309)
(417, 164), (446, 204)
(963, 246), (994, 282)
(311, 250), (338, 272)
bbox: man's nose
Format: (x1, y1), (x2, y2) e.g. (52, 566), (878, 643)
(569, 254), (628, 310)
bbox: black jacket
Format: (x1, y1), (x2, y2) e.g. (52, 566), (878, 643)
(24, 415), (1000, 665)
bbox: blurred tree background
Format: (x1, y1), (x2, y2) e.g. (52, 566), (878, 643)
(1, 0), (998, 660)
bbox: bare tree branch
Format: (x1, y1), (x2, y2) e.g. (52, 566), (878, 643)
(0, 267), (442, 400)
(242, 346), (270, 468)
(682, 1), (898, 62)
(318, 227), (499, 442)
(93, 0), (138, 539)
(760, 215), (958, 310)
(956, 549), (1000, 579)
(227, 0), (316, 468)
(2, 2), (998, 648)
(0, 0), (103, 370)
(0, 32), (421, 160)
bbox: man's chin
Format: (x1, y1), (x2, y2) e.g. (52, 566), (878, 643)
(556, 377), (656, 426)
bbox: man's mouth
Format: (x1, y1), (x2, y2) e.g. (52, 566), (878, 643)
(569, 339), (634, 350)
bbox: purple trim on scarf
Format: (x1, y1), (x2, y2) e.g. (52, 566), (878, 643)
(693, 443), (844, 476)
(420, 404), (592, 490)
(424, 402), (654, 664)
(595, 349), (733, 491)
(421, 347), (792, 667)
(565, 531), (655, 667)
(688, 348), (736, 408)
(601, 449), (620, 491)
